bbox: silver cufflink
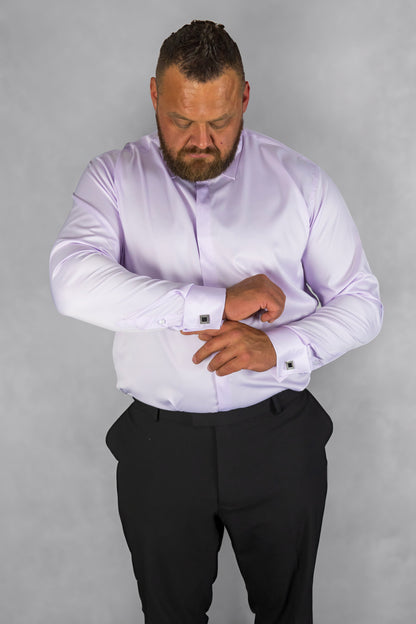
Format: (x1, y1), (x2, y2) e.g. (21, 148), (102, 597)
(285, 361), (295, 370)
(199, 314), (210, 324)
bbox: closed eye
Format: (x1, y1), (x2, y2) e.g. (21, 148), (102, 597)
(173, 119), (192, 129)
(209, 119), (231, 130)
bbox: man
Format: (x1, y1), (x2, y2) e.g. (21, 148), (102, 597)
(50, 20), (383, 624)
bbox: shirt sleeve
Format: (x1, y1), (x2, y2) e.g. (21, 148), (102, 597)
(49, 153), (226, 332)
(266, 167), (383, 381)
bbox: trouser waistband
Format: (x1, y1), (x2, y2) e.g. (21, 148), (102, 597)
(133, 389), (304, 427)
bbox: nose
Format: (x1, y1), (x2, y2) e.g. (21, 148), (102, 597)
(190, 124), (213, 150)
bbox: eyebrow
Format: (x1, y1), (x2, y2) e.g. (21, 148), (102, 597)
(167, 112), (233, 123)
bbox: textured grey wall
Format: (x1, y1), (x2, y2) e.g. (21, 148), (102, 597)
(1, 1), (415, 622)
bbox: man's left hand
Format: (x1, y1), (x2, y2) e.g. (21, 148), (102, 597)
(182, 321), (276, 376)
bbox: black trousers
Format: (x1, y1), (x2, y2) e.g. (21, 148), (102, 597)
(106, 389), (333, 624)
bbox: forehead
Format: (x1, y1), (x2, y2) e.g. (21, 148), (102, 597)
(157, 65), (242, 119)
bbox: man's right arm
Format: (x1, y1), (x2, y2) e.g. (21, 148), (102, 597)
(50, 153), (228, 333)
(50, 154), (285, 333)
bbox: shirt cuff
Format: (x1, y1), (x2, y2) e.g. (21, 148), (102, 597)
(182, 285), (226, 331)
(267, 325), (311, 382)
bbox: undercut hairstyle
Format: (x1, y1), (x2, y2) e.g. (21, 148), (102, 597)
(156, 20), (245, 90)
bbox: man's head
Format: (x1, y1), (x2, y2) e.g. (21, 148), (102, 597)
(150, 20), (250, 182)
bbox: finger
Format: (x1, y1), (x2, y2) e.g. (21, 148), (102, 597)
(260, 298), (285, 322)
(181, 329), (221, 337)
(192, 334), (229, 364)
(214, 356), (243, 376)
(260, 308), (280, 322)
(206, 344), (239, 372)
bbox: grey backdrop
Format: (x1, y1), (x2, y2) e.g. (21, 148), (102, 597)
(1, 1), (415, 622)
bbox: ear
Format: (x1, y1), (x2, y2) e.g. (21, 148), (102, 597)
(242, 81), (250, 113)
(150, 77), (158, 111)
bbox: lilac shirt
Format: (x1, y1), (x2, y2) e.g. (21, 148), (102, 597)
(50, 129), (383, 411)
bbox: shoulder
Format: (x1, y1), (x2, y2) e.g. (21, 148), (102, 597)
(242, 129), (322, 206)
(86, 133), (160, 173)
(73, 134), (165, 208)
(243, 129), (320, 178)
(246, 131), (352, 222)
(79, 133), (163, 189)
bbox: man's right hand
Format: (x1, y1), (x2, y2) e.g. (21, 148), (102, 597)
(224, 274), (286, 323)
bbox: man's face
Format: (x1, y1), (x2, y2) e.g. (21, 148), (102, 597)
(150, 65), (250, 182)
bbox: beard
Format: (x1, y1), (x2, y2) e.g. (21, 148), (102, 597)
(156, 115), (243, 182)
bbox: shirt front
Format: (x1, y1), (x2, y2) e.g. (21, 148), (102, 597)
(50, 129), (383, 411)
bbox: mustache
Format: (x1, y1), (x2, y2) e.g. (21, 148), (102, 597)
(180, 145), (220, 156)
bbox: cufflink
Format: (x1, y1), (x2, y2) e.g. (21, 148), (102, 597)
(199, 314), (210, 325)
(285, 361), (295, 370)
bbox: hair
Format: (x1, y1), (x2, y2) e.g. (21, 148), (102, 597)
(155, 20), (245, 90)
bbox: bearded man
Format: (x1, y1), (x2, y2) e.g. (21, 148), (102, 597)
(50, 20), (382, 624)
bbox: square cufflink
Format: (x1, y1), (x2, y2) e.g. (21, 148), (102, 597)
(199, 314), (211, 325)
(285, 360), (295, 370)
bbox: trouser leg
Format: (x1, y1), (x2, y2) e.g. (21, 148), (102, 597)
(221, 455), (327, 623)
(215, 390), (332, 623)
(107, 404), (223, 624)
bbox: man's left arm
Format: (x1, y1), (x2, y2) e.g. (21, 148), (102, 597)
(188, 169), (383, 377)
(267, 168), (383, 381)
